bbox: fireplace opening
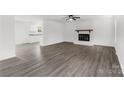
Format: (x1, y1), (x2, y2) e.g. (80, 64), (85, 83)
(78, 34), (90, 41)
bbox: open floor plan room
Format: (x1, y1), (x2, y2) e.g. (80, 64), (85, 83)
(0, 15), (124, 77)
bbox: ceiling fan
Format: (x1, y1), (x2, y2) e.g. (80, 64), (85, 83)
(66, 15), (80, 21)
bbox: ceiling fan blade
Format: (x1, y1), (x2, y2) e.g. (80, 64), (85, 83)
(74, 17), (80, 19)
(66, 15), (80, 21)
(73, 18), (76, 20)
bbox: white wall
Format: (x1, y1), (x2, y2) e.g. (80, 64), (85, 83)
(63, 16), (115, 46)
(15, 21), (31, 44)
(0, 16), (15, 60)
(63, 22), (75, 42)
(115, 15), (124, 73)
(43, 20), (64, 46)
(93, 16), (115, 46)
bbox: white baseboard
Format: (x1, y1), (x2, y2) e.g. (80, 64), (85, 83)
(41, 42), (63, 47)
(0, 54), (16, 61)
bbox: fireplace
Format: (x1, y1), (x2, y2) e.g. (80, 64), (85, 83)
(75, 29), (93, 42)
(78, 34), (90, 41)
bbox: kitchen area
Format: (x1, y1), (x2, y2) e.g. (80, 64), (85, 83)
(14, 16), (44, 46)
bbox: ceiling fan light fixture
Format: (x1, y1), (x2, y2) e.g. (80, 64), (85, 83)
(69, 18), (73, 21)
(66, 15), (80, 21)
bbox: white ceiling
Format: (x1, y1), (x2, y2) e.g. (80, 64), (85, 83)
(15, 15), (114, 23)
(41, 15), (101, 22)
(15, 15), (43, 23)
(41, 15), (111, 22)
(42, 15), (65, 20)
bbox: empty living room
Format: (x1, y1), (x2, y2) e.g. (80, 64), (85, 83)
(1, 0), (124, 92)
(0, 15), (124, 77)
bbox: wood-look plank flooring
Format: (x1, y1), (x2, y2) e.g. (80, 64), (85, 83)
(0, 42), (123, 77)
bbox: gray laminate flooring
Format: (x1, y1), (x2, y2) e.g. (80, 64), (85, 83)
(0, 42), (123, 77)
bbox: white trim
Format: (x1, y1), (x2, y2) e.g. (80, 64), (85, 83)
(114, 16), (117, 46)
(0, 54), (16, 61)
(41, 42), (64, 47)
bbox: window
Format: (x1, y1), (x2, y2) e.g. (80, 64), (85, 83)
(37, 26), (42, 32)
